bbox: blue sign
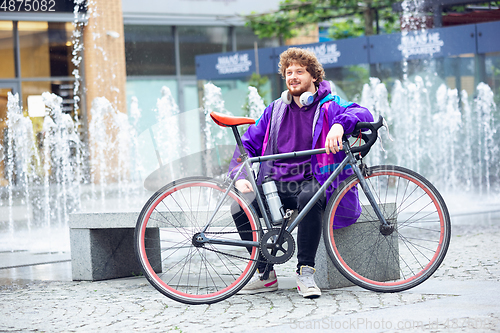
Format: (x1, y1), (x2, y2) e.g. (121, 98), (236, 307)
(477, 21), (500, 54)
(367, 33), (402, 64)
(369, 24), (477, 64)
(196, 47), (280, 80)
(275, 37), (369, 69)
(256, 47), (277, 77)
(195, 22), (500, 80)
(196, 50), (255, 80)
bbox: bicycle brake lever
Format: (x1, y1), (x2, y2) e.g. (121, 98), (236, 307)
(377, 118), (394, 153)
(382, 118), (394, 142)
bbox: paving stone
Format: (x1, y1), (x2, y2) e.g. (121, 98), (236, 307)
(1, 218), (500, 332)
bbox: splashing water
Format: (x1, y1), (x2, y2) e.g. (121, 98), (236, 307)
(155, 87), (182, 160)
(71, 0), (87, 124)
(42, 92), (82, 227)
(129, 96), (144, 182)
(247, 86), (265, 120)
(2, 93), (83, 251)
(88, 97), (132, 204)
(433, 85), (462, 190)
(203, 83), (233, 150)
(474, 83), (498, 196)
(359, 78), (391, 166)
(5, 93), (37, 235)
(151, 87), (184, 180)
(360, 77), (499, 195)
(399, 0), (428, 80)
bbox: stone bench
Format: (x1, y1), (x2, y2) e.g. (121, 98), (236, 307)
(69, 204), (398, 285)
(69, 212), (159, 281)
(69, 211), (234, 281)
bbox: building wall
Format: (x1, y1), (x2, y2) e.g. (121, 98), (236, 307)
(82, 0), (128, 183)
(84, 0), (127, 115)
(122, 0), (282, 24)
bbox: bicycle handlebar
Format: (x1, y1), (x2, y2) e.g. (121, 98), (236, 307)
(249, 116), (385, 163)
(348, 115), (384, 157)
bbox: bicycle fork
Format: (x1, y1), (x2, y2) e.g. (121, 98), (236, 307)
(346, 149), (394, 236)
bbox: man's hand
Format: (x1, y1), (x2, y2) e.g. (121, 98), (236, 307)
(325, 123), (344, 154)
(235, 179), (254, 193)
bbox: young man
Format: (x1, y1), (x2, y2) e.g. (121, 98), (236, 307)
(230, 47), (373, 298)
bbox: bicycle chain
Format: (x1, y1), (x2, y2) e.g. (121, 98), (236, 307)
(202, 229), (269, 264)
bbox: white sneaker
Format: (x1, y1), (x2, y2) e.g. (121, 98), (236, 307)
(296, 266), (321, 298)
(237, 269), (278, 294)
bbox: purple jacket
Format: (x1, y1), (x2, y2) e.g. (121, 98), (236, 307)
(229, 81), (374, 228)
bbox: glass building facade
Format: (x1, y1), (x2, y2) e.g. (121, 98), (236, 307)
(0, 18), (77, 185)
(0, 7), (280, 186)
(123, 23), (278, 130)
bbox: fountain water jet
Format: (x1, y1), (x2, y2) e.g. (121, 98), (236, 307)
(155, 87), (184, 167)
(5, 93), (37, 236)
(359, 77), (499, 196)
(129, 96), (144, 183)
(246, 86), (266, 120)
(42, 92), (83, 227)
(473, 83), (498, 196)
(88, 96), (134, 206)
(203, 82), (233, 150)
(1, 92), (84, 252)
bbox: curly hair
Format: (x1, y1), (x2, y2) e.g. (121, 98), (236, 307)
(278, 47), (325, 84)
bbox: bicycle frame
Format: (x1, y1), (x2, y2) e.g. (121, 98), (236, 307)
(196, 134), (390, 250)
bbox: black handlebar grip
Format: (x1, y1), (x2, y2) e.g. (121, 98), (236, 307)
(349, 115), (384, 155)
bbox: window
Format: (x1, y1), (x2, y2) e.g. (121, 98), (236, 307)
(124, 25), (176, 76)
(18, 22), (74, 78)
(178, 26), (231, 75)
(234, 26), (279, 51)
(0, 21), (15, 78)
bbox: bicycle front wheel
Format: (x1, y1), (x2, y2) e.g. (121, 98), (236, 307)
(323, 165), (451, 292)
(135, 177), (260, 304)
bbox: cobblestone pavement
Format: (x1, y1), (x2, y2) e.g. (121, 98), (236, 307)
(1, 212), (499, 332)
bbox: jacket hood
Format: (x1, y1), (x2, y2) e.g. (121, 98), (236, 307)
(316, 81), (332, 101)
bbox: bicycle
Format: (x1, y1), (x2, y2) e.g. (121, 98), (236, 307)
(134, 111), (451, 305)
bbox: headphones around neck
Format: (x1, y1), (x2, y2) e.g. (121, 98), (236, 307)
(281, 90), (317, 106)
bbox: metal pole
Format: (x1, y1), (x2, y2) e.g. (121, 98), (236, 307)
(254, 41), (260, 75)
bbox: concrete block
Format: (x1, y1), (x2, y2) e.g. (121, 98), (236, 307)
(70, 213), (161, 281)
(315, 204), (399, 289)
(70, 228), (93, 280)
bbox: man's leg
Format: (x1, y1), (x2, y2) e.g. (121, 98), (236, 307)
(230, 190), (269, 271)
(231, 189), (278, 294)
(294, 179), (325, 298)
(296, 178), (325, 270)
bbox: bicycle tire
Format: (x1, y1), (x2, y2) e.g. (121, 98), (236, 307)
(135, 176), (261, 304)
(323, 165), (451, 292)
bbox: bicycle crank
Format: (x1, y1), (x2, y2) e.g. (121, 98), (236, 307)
(260, 229), (295, 264)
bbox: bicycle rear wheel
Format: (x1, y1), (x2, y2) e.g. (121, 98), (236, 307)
(323, 165), (451, 292)
(135, 177), (260, 304)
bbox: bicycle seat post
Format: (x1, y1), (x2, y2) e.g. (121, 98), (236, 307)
(231, 126), (247, 158)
